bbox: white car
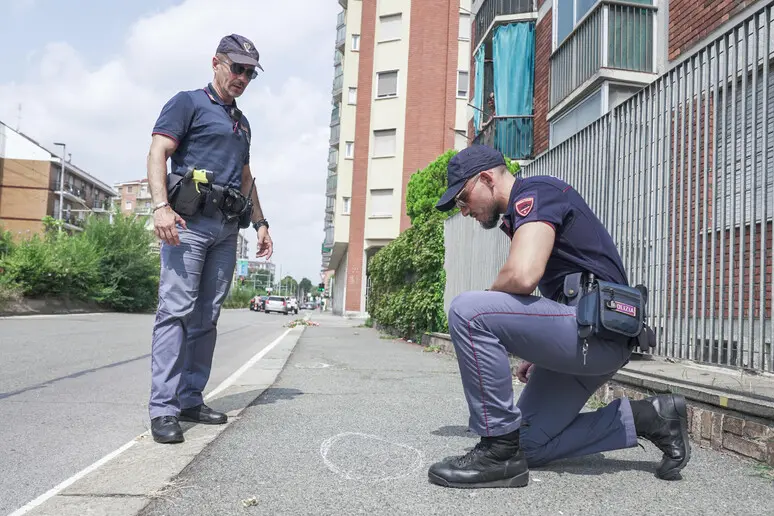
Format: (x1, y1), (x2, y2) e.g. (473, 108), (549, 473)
(264, 296), (289, 315)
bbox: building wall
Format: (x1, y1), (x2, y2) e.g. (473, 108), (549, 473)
(533, 5), (552, 156)
(331, 248), (348, 315)
(668, 0), (750, 60)
(455, 0), (473, 150)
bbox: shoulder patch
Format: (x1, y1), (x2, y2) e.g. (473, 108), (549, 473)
(515, 197), (534, 217)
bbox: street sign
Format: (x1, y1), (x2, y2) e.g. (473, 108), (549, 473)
(236, 259), (249, 277)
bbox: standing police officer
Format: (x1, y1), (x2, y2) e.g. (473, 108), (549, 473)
(145, 34), (273, 444)
(428, 145), (690, 488)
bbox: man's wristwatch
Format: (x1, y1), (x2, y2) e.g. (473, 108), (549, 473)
(252, 219), (269, 231)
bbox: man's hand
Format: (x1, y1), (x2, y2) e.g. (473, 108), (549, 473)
(516, 361), (534, 384)
(256, 226), (273, 260)
(154, 206), (187, 246)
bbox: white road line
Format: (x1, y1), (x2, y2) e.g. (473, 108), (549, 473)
(7, 326), (295, 516)
(204, 327), (292, 400)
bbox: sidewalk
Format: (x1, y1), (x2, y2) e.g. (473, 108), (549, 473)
(140, 314), (774, 516)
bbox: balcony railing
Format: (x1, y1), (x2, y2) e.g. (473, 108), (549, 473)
(332, 72), (343, 97)
(474, 0), (535, 49)
(473, 116), (533, 160)
(331, 105), (340, 126)
(337, 10), (345, 28)
(330, 124), (340, 146)
(326, 174), (338, 197)
(53, 181), (86, 202)
(550, 1), (656, 108)
(334, 49), (343, 66)
(328, 149), (339, 170)
(335, 26), (346, 49)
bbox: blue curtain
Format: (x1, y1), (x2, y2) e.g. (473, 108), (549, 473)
(492, 22), (535, 158)
(473, 46), (485, 134)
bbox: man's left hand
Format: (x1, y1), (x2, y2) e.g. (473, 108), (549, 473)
(256, 226), (273, 260)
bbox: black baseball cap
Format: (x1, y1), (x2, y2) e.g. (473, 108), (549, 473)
(217, 34), (264, 71)
(435, 145), (506, 211)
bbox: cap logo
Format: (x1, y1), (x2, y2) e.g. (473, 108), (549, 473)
(243, 41), (252, 52)
(515, 197), (534, 217)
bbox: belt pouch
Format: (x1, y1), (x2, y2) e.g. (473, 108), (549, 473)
(166, 173), (185, 207)
(170, 172), (204, 217)
(201, 185), (223, 217)
(237, 199), (253, 228)
(577, 280), (644, 342)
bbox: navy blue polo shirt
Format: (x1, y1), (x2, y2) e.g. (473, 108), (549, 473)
(499, 175), (628, 300)
(152, 83), (251, 189)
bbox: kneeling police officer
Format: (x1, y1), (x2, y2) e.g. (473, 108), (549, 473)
(145, 34), (273, 444)
(428, 145), (691, 488)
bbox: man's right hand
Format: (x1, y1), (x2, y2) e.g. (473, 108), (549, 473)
(516, 361), (534, 384)
(154, 205), (187, 246)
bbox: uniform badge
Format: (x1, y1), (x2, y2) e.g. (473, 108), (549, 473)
(515, 197), (534, 217)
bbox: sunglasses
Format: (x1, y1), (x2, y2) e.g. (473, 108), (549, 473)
(221, 59), (258, 80)
(454, 175), (480, 209)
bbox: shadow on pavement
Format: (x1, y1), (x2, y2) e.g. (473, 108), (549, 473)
(535, 455), (656, 476)
(431, 425), (478, 438)
(248, 387), (304, 407)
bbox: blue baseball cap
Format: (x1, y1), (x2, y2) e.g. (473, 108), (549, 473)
(217, 34), (264, 71)
(435, 145), (506, 211)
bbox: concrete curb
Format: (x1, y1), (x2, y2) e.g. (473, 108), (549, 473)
(20, 324), (307, 516)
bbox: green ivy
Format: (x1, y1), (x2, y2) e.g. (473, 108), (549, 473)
(367, 148), (521, 342)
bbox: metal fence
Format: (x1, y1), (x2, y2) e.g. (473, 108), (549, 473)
(445, 2), (774, 372)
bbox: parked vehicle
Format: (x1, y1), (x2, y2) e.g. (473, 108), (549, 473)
(264, 296), (289, 315)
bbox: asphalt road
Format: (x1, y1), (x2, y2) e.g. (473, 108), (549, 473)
(0, 308), (295, 516)
(141, 313), (774, 516)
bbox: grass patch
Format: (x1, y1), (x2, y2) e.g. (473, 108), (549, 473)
(586, 394), (607, 410)
(423, 344), (442, 353)
(753, 464), (774, 482)
(0, 281), (22, 310)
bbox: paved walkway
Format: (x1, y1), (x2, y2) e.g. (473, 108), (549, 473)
(140, 314), (774, 516)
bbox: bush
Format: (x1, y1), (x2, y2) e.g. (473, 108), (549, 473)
(223, 284), (260, 309)
(367, 148), (521, 341)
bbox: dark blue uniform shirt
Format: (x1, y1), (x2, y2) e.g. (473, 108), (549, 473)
(500, 175), (628, 300)
(152, 83), (251, 189)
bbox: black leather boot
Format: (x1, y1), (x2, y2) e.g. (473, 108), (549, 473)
(428, 429), (529, 488)
(179, 404), (228, 425)
(631, 394), (691, 480)
(151, 416), (184, 444)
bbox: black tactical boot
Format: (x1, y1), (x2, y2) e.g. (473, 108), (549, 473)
(151, 415), (184, 444)
(179, 404), (228, 425)
(428, 429), (529, 488)
(631, 394), (691, 480)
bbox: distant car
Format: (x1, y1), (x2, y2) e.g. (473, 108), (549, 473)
(264, 296), (289, 315)
(287, 297), (299, 314)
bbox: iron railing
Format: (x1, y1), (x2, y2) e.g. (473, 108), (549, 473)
(473, 115), (534, 159)
(446, 2), (774, 372)
(550, 1), (657, 108)
(330, 123), (340, 146)
(332, 71), (343, 97)
(473, 0), (535, 50)
(326, 174), (338, 197)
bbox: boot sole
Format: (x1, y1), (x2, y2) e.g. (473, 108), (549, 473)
(178, 415), (227, 425)
(152, 433), (184, 444)
(428, 470), (529, 489)
(658, 394), (691, 480)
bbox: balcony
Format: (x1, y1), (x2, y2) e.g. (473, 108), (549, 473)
(53, 181), (87, 204)
(332, 71), (343, 97)
(91, 198), (111, 212)
(335, 25), (346, 50)
(326, 174), (338, 197)
(338, 0), (347, 10)
(330, 105), (340, 126)
(334, 49), (343, 66)
(473, 116), (534, 160)
(474, 0), (535, 50)
(328, 149), (339, 171)
(337, 10), (345, 28)
(330, 123), (340, 147)
(550, 1), (657, 109)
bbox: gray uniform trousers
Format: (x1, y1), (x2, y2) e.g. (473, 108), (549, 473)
(448, 290), (638, 467)
(148, 210), (239, 419)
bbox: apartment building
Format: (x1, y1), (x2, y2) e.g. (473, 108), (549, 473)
(114, 179), (154, 216)
(0, 121), (116, 238)
(323, 0), (475, 315)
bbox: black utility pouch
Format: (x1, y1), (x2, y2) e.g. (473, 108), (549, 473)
(166, 173), (185, 207)
(169, 171), (204, 217)
(201, 185), (223, 218)
(577, 280), (645, 342)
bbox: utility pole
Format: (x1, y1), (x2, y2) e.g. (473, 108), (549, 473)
(53, 142), (66, 224)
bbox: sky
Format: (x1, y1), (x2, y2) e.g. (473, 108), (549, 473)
(0, 0), (340, 283)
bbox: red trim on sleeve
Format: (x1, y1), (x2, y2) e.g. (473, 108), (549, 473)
(151, 132), (179, 144)
(540, 221), (556, 230)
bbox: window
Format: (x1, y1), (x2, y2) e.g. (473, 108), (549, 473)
(348, 87), (357, 104)
(352, 34), (360, 51)
(376, 71), (398, 98)
(555, 0), (600, 47)
(125, 201), (133, 210)
(372, 129), (397, 157)
(343, 197), (351, 215)
(345, 141), (354, 159)
(549, 89), (602, 147)
(379, 13), (402, 41)
(370, 189), (393, 217)
(457, 71), (469, 98)
(459, 13), (471, 40)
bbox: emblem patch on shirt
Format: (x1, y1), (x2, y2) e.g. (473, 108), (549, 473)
(514, 197), (534, 217)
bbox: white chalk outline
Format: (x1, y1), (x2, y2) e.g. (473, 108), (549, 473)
(7, 326), (297, 516)
(319, 432), (424, 482)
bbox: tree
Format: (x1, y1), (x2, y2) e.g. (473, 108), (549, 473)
(299, 277), (312, 295)
(280, 275), (298, 296)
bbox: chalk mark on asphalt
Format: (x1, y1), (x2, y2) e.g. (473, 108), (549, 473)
(0, 353), (151, 401)
(320, 432), (424, 482)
